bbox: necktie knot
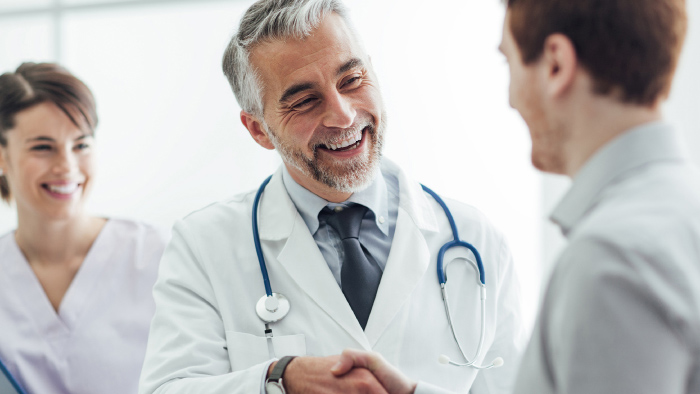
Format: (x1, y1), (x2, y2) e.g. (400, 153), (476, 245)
(323, 204), (368, 240)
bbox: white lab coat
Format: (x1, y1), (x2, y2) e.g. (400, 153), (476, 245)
(139, 160), (525, 394)
(0, 219), (169, 394)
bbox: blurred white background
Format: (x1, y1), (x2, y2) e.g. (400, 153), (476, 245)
(0, 0), (699, 333)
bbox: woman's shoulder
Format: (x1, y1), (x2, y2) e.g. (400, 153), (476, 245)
(0, 229), (17, 257)
(0, 228), (18, 252)
(97, 218), (171, 271)
(101, 217), (171, 250)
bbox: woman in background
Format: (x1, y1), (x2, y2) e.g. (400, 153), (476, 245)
(0, 62), (168, 394)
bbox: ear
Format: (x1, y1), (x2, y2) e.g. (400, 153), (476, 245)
(541, 33), (578, 99)
(240, 111), (275, 150)
(0, 146), (7, 174)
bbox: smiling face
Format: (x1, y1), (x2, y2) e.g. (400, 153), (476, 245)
(0, 102), (95, 221)
(242, 12), (386, 201)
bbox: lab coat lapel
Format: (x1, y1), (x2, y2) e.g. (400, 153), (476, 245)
(364, 165), (440, 347)
(258, 171), (371, 349)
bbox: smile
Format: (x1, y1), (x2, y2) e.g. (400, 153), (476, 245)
(42, 182), (82, 196)
(320, 127), (366, 152)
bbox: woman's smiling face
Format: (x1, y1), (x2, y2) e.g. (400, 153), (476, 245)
(0, 101), (95, 221)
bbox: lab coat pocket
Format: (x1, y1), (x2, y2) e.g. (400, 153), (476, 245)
(225, 330), (306, 371)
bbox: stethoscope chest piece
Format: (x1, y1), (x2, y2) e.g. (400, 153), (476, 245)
(256, 293), (290, 323)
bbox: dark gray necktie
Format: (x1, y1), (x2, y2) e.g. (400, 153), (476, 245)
(323, 205), (382, 329)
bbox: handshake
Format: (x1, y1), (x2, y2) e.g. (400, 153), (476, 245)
(268, 349), (418, 394)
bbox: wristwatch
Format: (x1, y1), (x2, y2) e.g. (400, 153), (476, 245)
(265, 355), (297, 394)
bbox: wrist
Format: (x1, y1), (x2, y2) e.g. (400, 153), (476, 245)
(267, 360), (278, 378)
(265, 356), (297, 394)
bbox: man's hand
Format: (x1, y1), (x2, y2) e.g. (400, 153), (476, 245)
(330, 349), (417, 394)
(267, 355), (389, 394)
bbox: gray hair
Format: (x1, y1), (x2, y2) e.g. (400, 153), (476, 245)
(222, 0), (353, 117)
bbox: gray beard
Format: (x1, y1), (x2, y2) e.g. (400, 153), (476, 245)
(265, 114), (386, 193)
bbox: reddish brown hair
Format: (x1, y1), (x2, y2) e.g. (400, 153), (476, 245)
(0, 62), (97, 203)
(507, 0), (687, 105)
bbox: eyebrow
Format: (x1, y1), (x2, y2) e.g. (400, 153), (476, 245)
(336, 57), (363, 76)
(279, 82), (315, 105)
(278, 58), (366, 105)
(26, 134), (90, 143)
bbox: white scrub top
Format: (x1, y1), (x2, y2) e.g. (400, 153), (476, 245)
(0, 218), (169, 394)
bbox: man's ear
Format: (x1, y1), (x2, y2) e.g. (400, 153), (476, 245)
(240, 111), (275, 150)
(541, 33), (578, 99)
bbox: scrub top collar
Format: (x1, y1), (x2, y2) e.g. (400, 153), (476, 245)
(550, 121), (689, 237)
(281, 165), (390, 236)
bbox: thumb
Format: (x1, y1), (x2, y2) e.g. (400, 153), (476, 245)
(330, 349), (366, 376)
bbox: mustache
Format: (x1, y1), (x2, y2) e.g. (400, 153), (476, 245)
(310, 120), (374, 150)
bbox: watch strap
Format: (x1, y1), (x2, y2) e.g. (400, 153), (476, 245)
(269, 355), (297, 382)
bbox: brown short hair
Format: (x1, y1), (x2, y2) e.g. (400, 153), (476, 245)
(507, 0), (687, 106)
(0, 62), (98, 203)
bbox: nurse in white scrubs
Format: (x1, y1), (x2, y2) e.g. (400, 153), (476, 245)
(0, 62), (169, 394)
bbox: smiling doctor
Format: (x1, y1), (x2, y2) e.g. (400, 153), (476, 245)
(139, 1), (525, 393)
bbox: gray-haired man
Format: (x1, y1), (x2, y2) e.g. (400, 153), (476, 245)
(139, 1), (524, 393)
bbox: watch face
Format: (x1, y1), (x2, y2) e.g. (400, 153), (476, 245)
(266, 381), (285, 394)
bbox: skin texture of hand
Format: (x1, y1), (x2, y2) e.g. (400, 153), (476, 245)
(330, 349), (417, 394)
(267, 355), (389, 394)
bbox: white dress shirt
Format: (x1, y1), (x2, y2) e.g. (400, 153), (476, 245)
(281, 166), (399, 286)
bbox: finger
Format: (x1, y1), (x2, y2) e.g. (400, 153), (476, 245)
(331, 349), (355, 376)
(330, 349), (372, 376)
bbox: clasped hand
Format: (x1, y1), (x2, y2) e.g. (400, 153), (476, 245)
(269, 350), (416, 394)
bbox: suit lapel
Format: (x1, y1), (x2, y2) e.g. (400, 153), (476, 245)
(258, 170), (371, 349)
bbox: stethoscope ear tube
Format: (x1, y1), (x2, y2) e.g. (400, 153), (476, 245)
(0, 356), (27, 394)
(253, 175), (274, 298)
(422, 184), (501, 369)
(437, 240), (486, 286)
(253, 175), (292, 325)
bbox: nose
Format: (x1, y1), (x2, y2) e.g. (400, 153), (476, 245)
(52, 147), (79, 176)
(322, 91), (356, 129)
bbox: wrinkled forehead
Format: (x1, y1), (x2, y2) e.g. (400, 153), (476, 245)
(249, 13), (367, 102)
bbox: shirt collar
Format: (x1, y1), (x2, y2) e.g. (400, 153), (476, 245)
(550, 121), (689, 237)
(281, 166), (390, 236)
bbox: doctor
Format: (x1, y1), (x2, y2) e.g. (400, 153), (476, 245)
(139, 0), (525, 393)
(330, 0), (700, 393)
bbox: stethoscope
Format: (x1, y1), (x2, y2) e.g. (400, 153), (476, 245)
(252, 175), (503, 369)
(0, 356), (27, 394)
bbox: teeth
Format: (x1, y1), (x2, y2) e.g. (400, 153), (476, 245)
(47, 183), (79, 194)
(326, 130), (363, 151)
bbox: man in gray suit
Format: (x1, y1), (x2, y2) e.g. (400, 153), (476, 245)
(331, 0), (700, 393)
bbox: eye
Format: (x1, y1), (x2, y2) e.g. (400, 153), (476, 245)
(291, 96), (318, 111)
(74, 143), (90, 151)
(342, 75), (362, 88)
(30, 144), (52, 151)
